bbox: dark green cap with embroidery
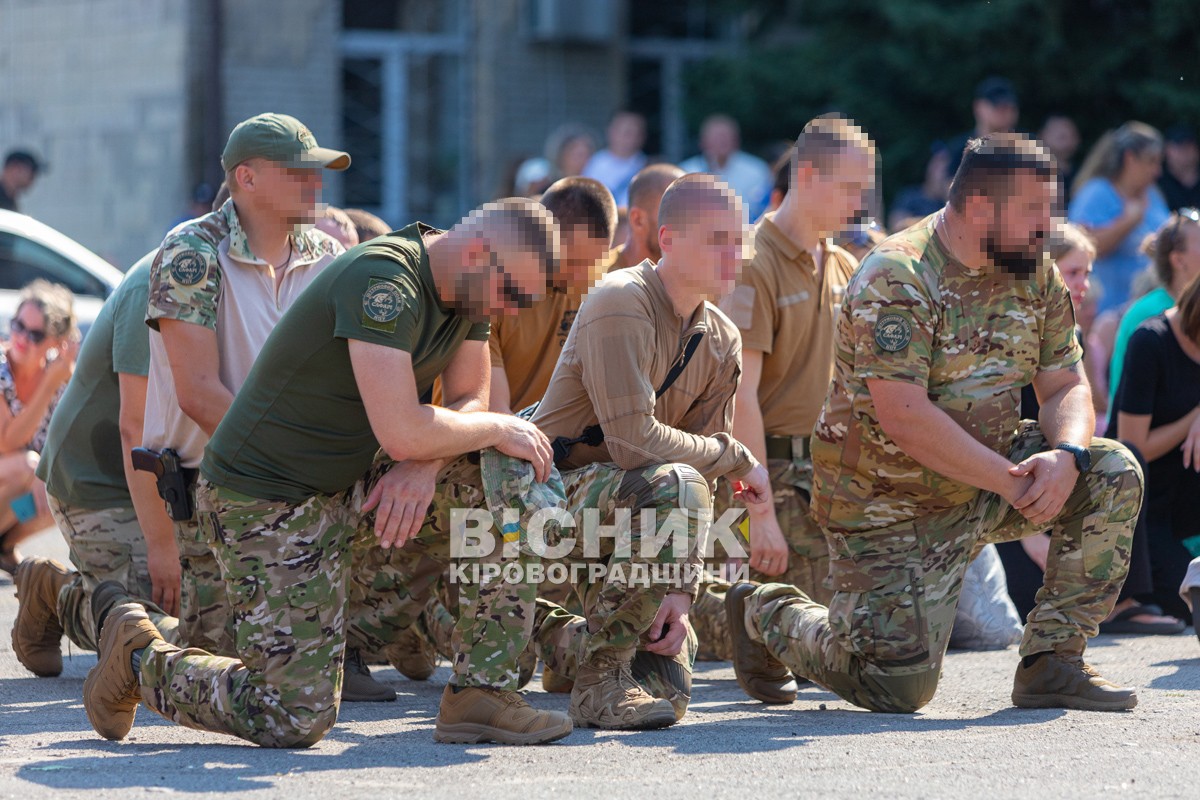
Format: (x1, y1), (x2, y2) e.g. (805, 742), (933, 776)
(221, 113), (350, 171)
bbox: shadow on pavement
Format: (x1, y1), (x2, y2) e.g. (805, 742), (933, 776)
(1145, 659), (1200, 690)
(15, 725), (493, 792)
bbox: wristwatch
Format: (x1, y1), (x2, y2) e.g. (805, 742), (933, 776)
(1054, 443), (1091, 474)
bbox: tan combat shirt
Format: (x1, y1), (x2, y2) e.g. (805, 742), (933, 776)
(721, 215), (858, 436)
(490, 288), (581, 413)
(532, 260), (754, 484)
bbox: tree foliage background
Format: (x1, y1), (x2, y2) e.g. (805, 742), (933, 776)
(684, 0), (1200, 210)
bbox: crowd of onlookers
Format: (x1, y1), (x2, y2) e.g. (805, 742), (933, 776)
(3, 74), (1198, 639)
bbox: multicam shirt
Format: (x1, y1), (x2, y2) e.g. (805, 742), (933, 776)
(143, 200), (344, 467)
(811, 215), (1082, 534)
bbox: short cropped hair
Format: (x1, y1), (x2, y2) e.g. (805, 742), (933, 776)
(948, 133), (1057, 212)
(657, 173), (740, 233)
(792, 113), (875, 173)
(463, 197), (560, 277)
(628, 163), (685, 212)
(540, 177), (618, 242)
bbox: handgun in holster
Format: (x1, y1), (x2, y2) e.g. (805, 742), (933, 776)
(131, 447), (196, 521)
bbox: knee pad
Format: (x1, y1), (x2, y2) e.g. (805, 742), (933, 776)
(866, 668), (940, 714)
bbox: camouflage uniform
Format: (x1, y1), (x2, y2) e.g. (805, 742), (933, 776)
(139, 451), (549, 748)
(744, 218), (1143, 713)
(49, 500), (180, 651)
(530, 462), (709, 667)
(144, 201), (342, 656)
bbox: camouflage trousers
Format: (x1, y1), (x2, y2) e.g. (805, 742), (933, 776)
(530, 461), (708, 684)
(47, 497), (179, 651)
(177, 494), (237, 657)
(140, 453), (547, 748)
(744, 424), (1142, 714)
(696, 454), (830, 661)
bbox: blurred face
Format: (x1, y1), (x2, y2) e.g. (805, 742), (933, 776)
(607, 114), (645, 158)
(556, 225), (610, 293)
(661, 203), (747, 299)
(1055, 247), (1092, 307)
(1123, 147), (1162, 190)
(237, 159), (324, 226)
(3, 162), (36, 193)
(804, 150), (874, 234)
(975, 100), (1019, 135)
(315, 215), (358, 248)
(983, 171), (1055, 276)
(1172, 223), (1200, 288)
(1040, 117), (1080, 162)
(701, 121), (738, 163)
(560, 137), (594, 177)
(1165, 140), (1200, 176)
(455, 238), (549, 322)
(7, 302), (54, 365)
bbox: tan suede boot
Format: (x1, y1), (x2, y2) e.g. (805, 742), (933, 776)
(82, 603), (162, 740)
(434, 684), (572, 744)
(12, 557), (72, 677)
(1012, 652), (1138, 711)
(568, 651), (677, 730)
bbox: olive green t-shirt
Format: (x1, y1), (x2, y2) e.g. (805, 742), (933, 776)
(37, 254), (155, 508)
(201, 224), (489, 503)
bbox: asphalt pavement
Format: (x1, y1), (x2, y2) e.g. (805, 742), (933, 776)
(2, 528), (1198, 799)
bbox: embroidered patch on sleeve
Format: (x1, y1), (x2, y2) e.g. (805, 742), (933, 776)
(170, 252), (208, 286)
(361, 277), (405, 333)
(874, 313), (912, 352)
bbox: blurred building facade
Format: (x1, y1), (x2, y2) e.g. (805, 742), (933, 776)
(0, 0), (741, 267)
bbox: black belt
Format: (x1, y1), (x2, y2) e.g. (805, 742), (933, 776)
(765, 435), (810, 462)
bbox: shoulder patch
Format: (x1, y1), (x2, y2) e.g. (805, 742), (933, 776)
(170, 251), (208, 286)
(362, 277), (405, 332)
(874, 313), (912, 353)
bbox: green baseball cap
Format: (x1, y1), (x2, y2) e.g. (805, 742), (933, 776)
(221, 113), (351, 172)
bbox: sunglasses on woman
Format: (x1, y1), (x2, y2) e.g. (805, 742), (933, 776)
(10, 317), (48, 345)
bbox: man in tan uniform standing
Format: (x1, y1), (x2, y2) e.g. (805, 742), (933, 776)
(489, 177), (617, 414)
(607, 164), (684, 273)
(723, 115), (876, 598)
(528, 174), (774, 727)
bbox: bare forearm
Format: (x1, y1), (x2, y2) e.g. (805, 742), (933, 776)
(487, 367), (513, 414)
(177, 382), (234, 437)
(732, 389), (768, 467)
(0, 382), (57, 451)
(1038, 382), (1095, 448)
(382, 406), (511, 463)
(120, 414), (177, 556)
(1089, 212), (1142, 257)
(1120, 407), (1200, 463)
(888, 403), (1017, 497)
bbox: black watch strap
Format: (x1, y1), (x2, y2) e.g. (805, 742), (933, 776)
(1054, 443), (1091, 473)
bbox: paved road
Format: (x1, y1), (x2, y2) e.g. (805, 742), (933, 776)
(2, 529), (1198, 799)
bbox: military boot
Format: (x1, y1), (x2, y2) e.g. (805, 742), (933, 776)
(631, 649), (692, 722)
(434, 684), (572, 744)
(541, 667), (575, 693)
(342, 647), (396, 702)
(725, 582), (798, 704)
(12, 557), (72, 677)
(569, 651), (678, 730)
(384, 626), (438, 681)
(1012, 652), (1138, 711)
(83, 603), (162, 740)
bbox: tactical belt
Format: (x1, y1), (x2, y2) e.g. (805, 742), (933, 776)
(552, 330), (705, 466)
(765, 435), (810, 462)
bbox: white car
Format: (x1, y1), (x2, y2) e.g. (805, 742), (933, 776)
(0, 209), (126, 337)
